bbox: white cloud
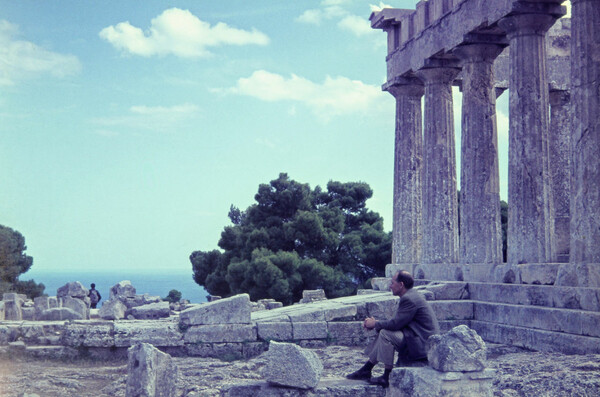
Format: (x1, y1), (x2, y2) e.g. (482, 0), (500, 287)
(0, 20), (81, 86)
(338, 15), (374, 37)
(92, 103), (200, 133)
(228, 70), (385, 121)
(297, 6), (346, 25)
(100, 8), (269, 58)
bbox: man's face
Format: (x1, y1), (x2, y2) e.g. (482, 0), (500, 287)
(390, 272), (404, 296)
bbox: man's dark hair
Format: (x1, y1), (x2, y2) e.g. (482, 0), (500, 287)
(91, 283), (96, 289)
(395, 271), (414, 290)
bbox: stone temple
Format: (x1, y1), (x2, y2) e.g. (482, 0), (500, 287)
(371, 0), (599, 352)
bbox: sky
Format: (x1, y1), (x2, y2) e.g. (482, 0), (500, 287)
(0, 0), (544, 277)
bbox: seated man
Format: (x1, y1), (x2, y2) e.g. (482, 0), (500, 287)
(346, 270), (439, 388)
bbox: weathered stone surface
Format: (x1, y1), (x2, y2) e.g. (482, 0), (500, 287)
(110, 280), (137, 301)
(262, 341), (323, 389)
(519, 263), (560, 285)
(389, 366), (495, 397)
(21, 307), (35, 321)
(179, 294), (251, 326)
(4, 300), (22, 321)
(184, 324), (257, 343)
(126, 342), (178, 397)
(556, 264), (600, 288)
(62, 322), (115, 347)
(427, 325), (487, 372)
(122, 294), (162, 309)
(300, 289), (327, 304)
(371, 277), (392, 291)
(99, 299), (127, 320)
(34, 296), (58, 319)
(430, 300), (474, 321)
(257, 322), (293, 341)
(185, 342), (243, 360)
(61, 296), (89, 320)
(292, 321), (328, 340)
(326, 321), (377, 346)
(57, 281), (88, 299)
(365, 295), (399, 320)
(39, 307), (82, 321)
(3, 293), (26, 302)
(0, 302), (4, 321)
(128, 302), (170, 320)
(418, 282), (469, 300)
(114, 321), (184, 347)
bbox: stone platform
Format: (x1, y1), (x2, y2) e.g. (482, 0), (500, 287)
(224, 378), (386, 397)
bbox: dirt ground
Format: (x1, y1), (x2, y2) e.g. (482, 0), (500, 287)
(0, 347), (599, 397)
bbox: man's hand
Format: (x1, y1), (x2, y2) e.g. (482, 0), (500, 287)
(363, 317), (377, 330)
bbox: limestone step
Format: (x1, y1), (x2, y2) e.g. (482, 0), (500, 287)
(471, 320), (600, 354)
(224, 378), (386, 397)
(430, 300), (474, 321)
(473, 301), (600, 338)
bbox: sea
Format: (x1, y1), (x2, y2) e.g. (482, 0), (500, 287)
(21, 270), (208, 304)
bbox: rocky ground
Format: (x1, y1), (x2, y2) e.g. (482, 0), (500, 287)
(0, 347), (599, 397)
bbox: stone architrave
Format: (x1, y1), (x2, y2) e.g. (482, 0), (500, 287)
(126, 343), (178, 397)
(549, 89), (571, 263)
(498, 8), (560, 264)
(385, 78), (424, 265)
(415, 65), (461, 264)
(179, 293), (251, 326)
(110, 281), (137, 301)
(570, 0), (600, 263)
(454, 42), (505, 264)
(262, 341), (323, 389)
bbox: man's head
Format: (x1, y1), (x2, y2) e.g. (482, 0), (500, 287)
(91, 283), (96, 289)
(390, 270), (414, 296)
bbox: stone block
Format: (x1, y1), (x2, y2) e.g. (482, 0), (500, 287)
(371, 277), (392, 291)
(427, 325), (487, 372)
(556, 264), (600, 288)
(257, 322), (293, 341)
(2, 293), (26, 302)
(286, 308), (325, 322)
(184, 324), (257, 343)
(20, 324), (45, 344)
(110, 280), (137, 300)
(21, 307), (35, 321)
(430, 300), (473, 321)
(122, 294), (162, 309)
(292, 321), (327, 340)
(99, 299), (127, 320)
(242, 341), (268, 359)
(128, 302), (170, 320)
(321, 303), (357, 321)
(114, 321), (184, 347)
(389, 366), (495, 397)
(0, 326), (10, 345)
(61, 296), (89, 320)
(57, 281), (88, 299)
(365, 295), (399, 320)
(4, 300), (22, 321)
(519, 263), (560, 285)
(300, 289), (327, 303)
(419, 282), (469, 300)
(185, 342), (243, 360)
(126, 343), (178, 397)
(34, 296), (58, 319)
(262, 341), (323, 389)
(0, 302), (4, 321)
(39, 307), (82, 321)
(327, 321), (377, 345)
(179, 294), (251, 326)
(62, 322), (115, 347)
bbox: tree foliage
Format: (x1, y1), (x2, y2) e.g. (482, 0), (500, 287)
(163, 289), (182, 303)
(191, 173), (391, 305)
(0, 225), (45, 298)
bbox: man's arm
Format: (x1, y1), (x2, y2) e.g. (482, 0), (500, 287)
(374, 296), (418, 331)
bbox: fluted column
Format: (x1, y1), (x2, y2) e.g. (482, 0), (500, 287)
(499, 11), (558, 264)
(454, 43), (504, 264)
(570, 0), (600, 263)
(385, 80), (424, 265)
(416, 66), (461, 264)
(549, 90), (571, 263)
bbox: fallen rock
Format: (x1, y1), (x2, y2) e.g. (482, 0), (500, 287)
(126, 342), (178, 397)
(110, 281), (137, 301)
(427, 325), (487, 372)
(262, 341), (323, 389)
(122, 294), (162, 309)
(99, 299), (127, 320)
(61, 296), (89, 320)
(39, 307), (82, 321)
(57, 282), (88, 299)
(128, 302), (170, 320)
(371, 277), (392, 291)
(179, 294), (251, 326)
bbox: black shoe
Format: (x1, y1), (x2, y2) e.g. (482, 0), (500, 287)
(346, 368), (372, 380)
(369, 375), (389, 388)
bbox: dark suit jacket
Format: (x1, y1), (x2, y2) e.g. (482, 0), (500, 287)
(374, 288), (439, 359)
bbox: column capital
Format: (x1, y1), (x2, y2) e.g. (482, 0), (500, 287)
(384, 79), (424, 98)
(415, 66), (461, 85)
(498, 12), (559, 38)
(453, 43), (506, 64)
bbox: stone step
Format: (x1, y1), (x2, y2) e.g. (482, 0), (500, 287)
(473, 301), (600, 338)
(224, 378), (386, 397)
(430, 300), (474, 321)
(471, 320), (600, 354)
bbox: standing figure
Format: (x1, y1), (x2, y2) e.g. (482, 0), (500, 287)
(89, 283), (102, 309)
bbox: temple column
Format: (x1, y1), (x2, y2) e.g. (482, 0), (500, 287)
(570, 0), (600, 263)
(416, 66), (461, 264)
(454, 43), (505, 264)
(385, 79), (424, 265)
(549, 89), (571, 263)
(498, 10), (559, 264)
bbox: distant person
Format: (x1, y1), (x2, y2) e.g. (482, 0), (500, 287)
(89, 283), (102, 309)
(345, 270), (439, 388)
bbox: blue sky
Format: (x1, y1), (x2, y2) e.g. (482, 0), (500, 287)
(1, 0), (513, 276)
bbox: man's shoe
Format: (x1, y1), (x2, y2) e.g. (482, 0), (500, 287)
(346, 368), (372, 380)
(369, 375), (390, 388)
